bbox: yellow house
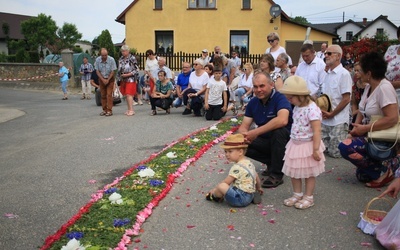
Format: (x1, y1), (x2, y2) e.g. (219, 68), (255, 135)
(116, 0), (337, 64)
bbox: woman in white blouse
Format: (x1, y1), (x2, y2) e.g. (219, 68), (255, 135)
(234, 63), (254, 110)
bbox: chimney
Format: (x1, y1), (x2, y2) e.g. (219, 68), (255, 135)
(363, 18), (367, 25)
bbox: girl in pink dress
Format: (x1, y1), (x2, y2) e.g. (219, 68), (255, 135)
(279, 76), (325, 209)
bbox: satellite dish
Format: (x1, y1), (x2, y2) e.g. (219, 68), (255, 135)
(269, 4), (282, 18)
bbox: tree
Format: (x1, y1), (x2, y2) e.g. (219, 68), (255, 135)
(21, 13), (58, 53)
(97, 29), (116, 59)
(291, 16), (310, 25)
(56, 23), (82, 51)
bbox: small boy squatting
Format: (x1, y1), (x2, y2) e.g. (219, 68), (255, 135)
(206, 134), (264, 207)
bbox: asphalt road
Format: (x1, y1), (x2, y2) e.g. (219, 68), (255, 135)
(0, 87), (390, 250)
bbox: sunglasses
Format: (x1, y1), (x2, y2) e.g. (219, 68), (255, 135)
(268, 39), (276, 43)
(324, 52), (338, 56)
(193, 63), (198, 66)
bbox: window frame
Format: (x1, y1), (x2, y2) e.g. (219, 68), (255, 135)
(230, 30), (249, 55)
(242, 0), (251, 10)
(154, 0), (162, 10)
(188, 0), (217, 9)
(346, 31), (353, 41)
(155, 30), (174, 54)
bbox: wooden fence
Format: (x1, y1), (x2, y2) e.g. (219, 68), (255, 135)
(135, 52), (263, 71)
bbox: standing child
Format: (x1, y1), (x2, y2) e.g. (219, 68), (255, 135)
(206, 134), (264, 207)
(278, 76), (325, 209)
(204, 67), (228, 120)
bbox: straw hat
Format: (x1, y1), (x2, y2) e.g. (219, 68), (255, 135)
(315, 94), (332, 112)
(279, 76), (311, 95)
(220, 134), (248, 149)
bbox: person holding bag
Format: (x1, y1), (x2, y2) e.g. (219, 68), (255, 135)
(338, 52), (399, 187)
(150, 70), (173, 116)
(376, 168), (400, 249)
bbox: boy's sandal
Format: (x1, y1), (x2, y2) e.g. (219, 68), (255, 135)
(125, 110), (135, 116)
(99, 111), (106, 116)
(294, 196), (314, 209)
(283, 194), (303, 207)
(105, 112), (113, 116)
(205, 193), (223, 203)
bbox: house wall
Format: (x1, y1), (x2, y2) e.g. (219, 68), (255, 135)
(124, 0), (281, 54)
(359, 20), (398, 39)
(337, 23), (361, 42)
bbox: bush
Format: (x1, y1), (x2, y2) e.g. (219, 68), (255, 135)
(0, 52), (7, 62)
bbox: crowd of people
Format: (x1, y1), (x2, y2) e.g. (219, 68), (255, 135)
(58, 29), (400, 212)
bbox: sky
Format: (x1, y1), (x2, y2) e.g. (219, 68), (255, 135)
(1, 0), (399, 44)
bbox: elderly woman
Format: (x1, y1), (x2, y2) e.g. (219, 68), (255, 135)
(338, 52), (399, 187)
(182, 59), (209, 116)
(265, 32), (289, 72)
(259, 54), (284, 90)
(118, 45), (139, 116)
(150, 70), (174, 115)
(234, 62), (254, 110)
(385, 26), (400, 108)
(58, 62), (69, 100)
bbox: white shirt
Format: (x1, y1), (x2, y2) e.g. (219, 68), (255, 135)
(265, 46), (292, 71)
(238, 73), (253, 88)
(295, 56), (326, 97)
(207, 78), (227, 105)
(189, 71), (209, 92)
(145, 58), (158, 71)
(321, 64), (352, 126)
(316, 51), (325, 61)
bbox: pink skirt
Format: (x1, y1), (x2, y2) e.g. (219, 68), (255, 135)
(282, 139), (326, 178)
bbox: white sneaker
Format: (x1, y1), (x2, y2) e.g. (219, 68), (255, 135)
(133, 101), (139, 106)
(138, 100), (143, 105)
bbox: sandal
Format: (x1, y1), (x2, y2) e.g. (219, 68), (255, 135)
(126, 110), (135, 116)
(99, 111), (106, 116)
(151, 110), (157, 116)
(105, 112), (113, 116)
(86, 96), (91, 100)
(365, 169), (394, 188)
(284, 193), (303, 207)
(205, 192), (223, 203)
(62, 97), (68, 100)
(261, 176), (284, 188)
(295, 196), (314, 209)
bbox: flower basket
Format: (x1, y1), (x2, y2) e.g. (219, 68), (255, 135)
(358, 197), (393, 235)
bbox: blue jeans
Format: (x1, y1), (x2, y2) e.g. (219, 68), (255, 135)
(61, 80), (68, 94)
(235, 87), (251, 104)
(225, 186), (253, 207)
(173, 97), (183, 107)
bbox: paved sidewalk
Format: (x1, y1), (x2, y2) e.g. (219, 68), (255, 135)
(128, 144), (387, 250)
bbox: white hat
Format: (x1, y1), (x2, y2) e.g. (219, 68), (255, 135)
(202, 49), (208, 53)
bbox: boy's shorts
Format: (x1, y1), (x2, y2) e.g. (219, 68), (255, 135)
(225, 186), (254, 207)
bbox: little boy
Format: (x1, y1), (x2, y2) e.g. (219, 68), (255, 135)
(204, 67), (228, 120)
(206, 134), (263, 207)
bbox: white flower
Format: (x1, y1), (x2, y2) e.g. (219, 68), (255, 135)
(166, 152), (177, 158)
(192, 138), (200, 142)
(209, 125), (218, 130)
(230, 118), (238, 122)
(109, 192), (123, 205)
(61, 238), (86, 250)
(138, 168), (155, 178)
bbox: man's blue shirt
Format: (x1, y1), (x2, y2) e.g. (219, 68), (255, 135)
(177, 72), (190, 91)
(244, 89), (293, 138)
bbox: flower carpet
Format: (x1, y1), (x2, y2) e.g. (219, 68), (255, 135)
(41, 117), (242, 250)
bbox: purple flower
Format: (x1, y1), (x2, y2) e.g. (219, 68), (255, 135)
(113, 218), (131, 227)
(105, 187), (118, 194)
(170, 160), (181, 164)
(137, 165), (147, 171)
(149, 179), (164, 186)
(66, 231), (84, 240)
(211, 133), (219, 137)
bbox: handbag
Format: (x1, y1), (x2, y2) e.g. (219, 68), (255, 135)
(375, 199), (400, 249)
(368, 115), (400, 142)
(113, 83), (122, 104)
(366, 116), (399, 161)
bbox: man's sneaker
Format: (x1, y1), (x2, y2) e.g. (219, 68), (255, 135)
(182, 109), (192, 115)
(133, 101), (139, 106)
